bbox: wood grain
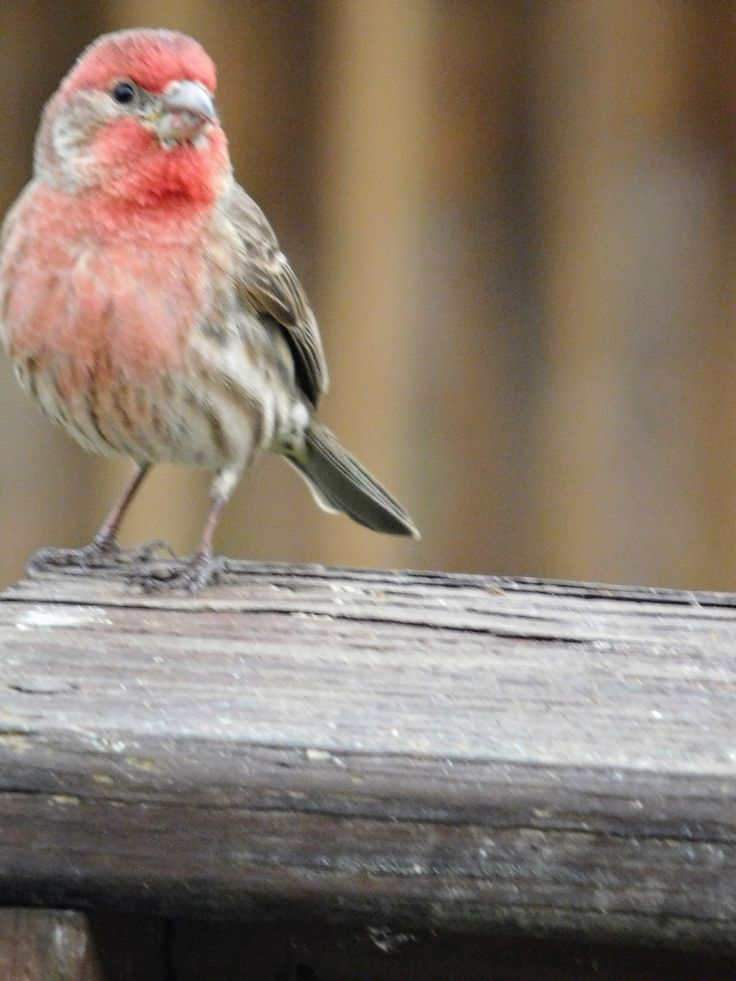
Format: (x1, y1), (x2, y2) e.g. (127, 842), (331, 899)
(0, 908), (103, 980)
(0, 562), (735, 948)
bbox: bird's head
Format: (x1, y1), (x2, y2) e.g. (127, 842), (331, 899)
(35, 29), (231, 208)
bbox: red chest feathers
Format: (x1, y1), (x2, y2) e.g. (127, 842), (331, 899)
(1, 185), (210, 393)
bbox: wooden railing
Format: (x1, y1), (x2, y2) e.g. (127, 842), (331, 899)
(0, 561), (735, 977)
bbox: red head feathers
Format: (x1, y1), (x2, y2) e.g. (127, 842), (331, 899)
(63, 29), (217, 96)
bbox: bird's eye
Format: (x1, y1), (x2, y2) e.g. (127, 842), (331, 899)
(111, 82), (136, 105)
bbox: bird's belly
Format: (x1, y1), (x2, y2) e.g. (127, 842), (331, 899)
(13, 357), (259, 470)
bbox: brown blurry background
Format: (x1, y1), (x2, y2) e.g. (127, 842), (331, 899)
(2, 0), (736, 591)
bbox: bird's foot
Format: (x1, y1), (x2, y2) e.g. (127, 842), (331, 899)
(120, 539), (177, 563)
(28, 538), (175, 574)
(129, 552), (228, 594)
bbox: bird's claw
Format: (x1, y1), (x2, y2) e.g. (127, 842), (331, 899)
(124, 539), (177, 563)
(28, 538), (176, 574)
(29, 540), (121, 573)
(129, 553), (228, 594)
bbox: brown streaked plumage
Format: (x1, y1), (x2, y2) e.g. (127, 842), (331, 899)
(0, 28), (418, 591)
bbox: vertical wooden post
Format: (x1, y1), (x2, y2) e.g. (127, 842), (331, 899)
(312, 0), (432, 567)
(533, 1), (724, 586)
(692, 2), (736, 588)
(409, 3), (532, 574)
(0, 910), (103, 981)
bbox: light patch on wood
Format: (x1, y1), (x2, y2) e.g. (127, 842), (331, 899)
(0, 734), (32, 752)
(15, 605), (111, 630)
(124, 756), (158, 771)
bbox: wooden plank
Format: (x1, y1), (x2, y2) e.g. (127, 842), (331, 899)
(532, 1), (726, 586)
(313, 0), (430, 569)
(0, 908), (103, 980)
(413, 1), (534, 576)
(0, 563), (735, 948)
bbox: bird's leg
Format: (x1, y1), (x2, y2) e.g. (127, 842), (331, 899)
(178, 490), (230, 589)
(29, 463), (172, 572)
(133, 468), (237, 593)
(91, 463), (153, 552)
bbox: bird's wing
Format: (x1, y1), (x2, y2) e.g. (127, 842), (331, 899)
(225, 183), (328, 407)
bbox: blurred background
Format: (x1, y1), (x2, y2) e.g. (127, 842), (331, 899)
(2, 0), (736, 592)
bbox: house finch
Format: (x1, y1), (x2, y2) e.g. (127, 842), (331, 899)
(0, 29), (418, 591)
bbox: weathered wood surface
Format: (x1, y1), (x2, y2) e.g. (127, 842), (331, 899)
(0, 561), (735, 948)
(0, 908), (103, 980)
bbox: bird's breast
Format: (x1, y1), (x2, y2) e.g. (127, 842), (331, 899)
(0, 183), (275, 469)
(1, 184), (214, 397)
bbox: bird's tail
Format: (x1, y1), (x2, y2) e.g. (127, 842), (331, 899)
(286, 421), (419, 538)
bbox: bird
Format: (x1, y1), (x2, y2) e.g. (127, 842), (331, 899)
(0, 28), (418, 591)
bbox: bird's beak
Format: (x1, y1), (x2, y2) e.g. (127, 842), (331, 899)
(156, 80), (217, 144)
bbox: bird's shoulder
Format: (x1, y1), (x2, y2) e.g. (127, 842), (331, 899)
(217, 182), (328, 407)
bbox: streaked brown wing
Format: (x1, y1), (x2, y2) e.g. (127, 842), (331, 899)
(225, 183), (328, 407)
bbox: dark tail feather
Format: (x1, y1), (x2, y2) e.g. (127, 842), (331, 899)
(287, 422), (419, 538)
